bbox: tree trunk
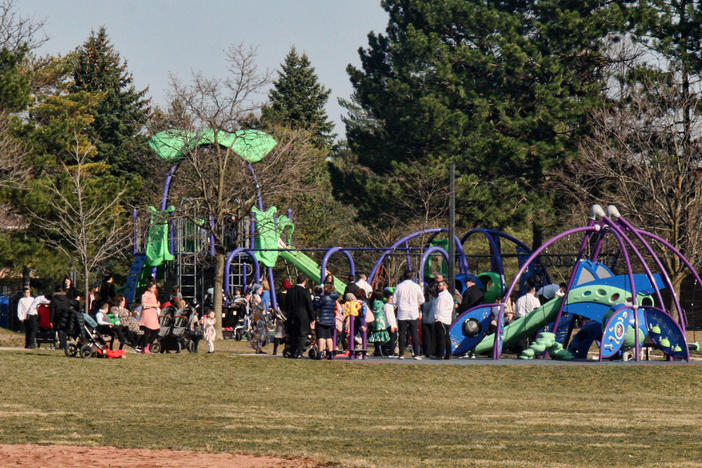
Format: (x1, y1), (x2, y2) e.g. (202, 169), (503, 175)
(83, 264), (90, 314)
(214, 251), (225, 339)
(531, 221), (543, 251)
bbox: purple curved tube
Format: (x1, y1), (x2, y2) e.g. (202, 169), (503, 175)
(320, 247), (356, 286)
(223, 248), (262, 296)
(368, 228), (470, 285)
(418, 246), (450, 284)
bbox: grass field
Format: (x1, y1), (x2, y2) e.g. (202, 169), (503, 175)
(1, 331), (702, 467)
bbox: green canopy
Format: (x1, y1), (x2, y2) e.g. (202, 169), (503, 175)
(148, 129), (277, 163)
(145, 205), (175, 267)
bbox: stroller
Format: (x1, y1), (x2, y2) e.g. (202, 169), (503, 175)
(64, 313), (108, 358)
(223, 296), (248, 339)
(36, 303), (58, 349)
(151, 306), (176, 353)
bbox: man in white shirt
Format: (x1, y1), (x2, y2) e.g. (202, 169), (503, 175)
(392, 270), (424, 359)
(17, 289), (35, 349)
(516, 284), (541, 318)
(354, 274), (373, 299)
(26, 292), (50, 349)
(433, 280), (454, 359)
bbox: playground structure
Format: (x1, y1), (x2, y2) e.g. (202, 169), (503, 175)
(126, 129), (698, 362)
(450, 204), (700, 362)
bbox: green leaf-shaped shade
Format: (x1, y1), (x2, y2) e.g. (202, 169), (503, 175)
(148, 129), (277, 163)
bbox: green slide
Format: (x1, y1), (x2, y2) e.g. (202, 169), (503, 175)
(474, 297), (563, 355)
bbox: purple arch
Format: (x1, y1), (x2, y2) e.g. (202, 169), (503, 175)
(368, 228), (470, 285)
(418, 246), (449, 283)
(320, 247), (356, 285)
(224, 248), (262, 296)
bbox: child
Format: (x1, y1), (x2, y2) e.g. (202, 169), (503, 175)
(202, 310), (216, 353)
(383, 289), (398, 356)
(341, 293), (367, 357)
(368, 290), (390, 357)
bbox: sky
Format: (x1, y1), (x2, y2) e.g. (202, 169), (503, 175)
(15, 0), (389, 138)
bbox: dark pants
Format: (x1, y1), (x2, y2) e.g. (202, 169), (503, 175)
(24, 315), (38, 348)
(97, 325), (126, 349)
(422, 321), (434, 357)
(433, 321), (451, 358)
(138, 327), (158, 348)
(289, 312), (309, 357)
(398, 319), (419, 357)
(383, 327), (397, 355)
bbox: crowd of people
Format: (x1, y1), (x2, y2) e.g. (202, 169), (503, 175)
(15, 268), (567, 359)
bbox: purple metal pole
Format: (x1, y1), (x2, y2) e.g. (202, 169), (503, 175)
(599, 217), (644, 361)
(405, 242), (412, 272)
(493, 226), (599, 359)
(348, 313), (355, 360)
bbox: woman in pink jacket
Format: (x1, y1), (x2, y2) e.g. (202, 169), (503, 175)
(138, 281), (160, 354)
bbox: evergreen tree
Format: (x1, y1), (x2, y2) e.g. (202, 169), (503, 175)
(0, 44), (30, 111)
(70, 27), (151, 183)
(262, 47), (335, 148)
(338, 0), (623, 245)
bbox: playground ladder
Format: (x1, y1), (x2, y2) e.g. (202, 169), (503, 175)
(178, 252), (198, 303)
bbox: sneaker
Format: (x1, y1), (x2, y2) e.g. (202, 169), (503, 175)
(413, 355), (422, 360)
(398, 356), (405, 360)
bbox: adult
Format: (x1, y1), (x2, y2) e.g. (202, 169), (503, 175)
(63, 277), (80, 303)
(25, 292), (50, 349)
(110, 295), (140, 345)
(138, 281), (160, 354)
(51, 286), (77, 350)
(355, 273), (373, 299)
(273, 280), (292, 356)
(343, 274), (360, 299)
(314, 282), (339, 359)
(421, 283), (438, 358)
(96, 302), (126, 350)
(460, 278), (484, 313)
(393, 270), (425, 360)
(16, 288), (35, 349)
(433, 280), (454, 359)
(516, 282), (541, 318)
(537, 282), (567, 304)
(97, 273), (116, 313)
(286, 273), (314, 358)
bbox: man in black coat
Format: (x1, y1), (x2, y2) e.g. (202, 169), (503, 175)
(286, 273), (314, 358)
(459, 278), (484, 314)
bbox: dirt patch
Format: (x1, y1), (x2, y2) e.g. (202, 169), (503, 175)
(0, 444), (327, 467)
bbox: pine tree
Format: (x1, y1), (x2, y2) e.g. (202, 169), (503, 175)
(0, 44), (31, 112)
(70, 27), (151, 182)
(338, 0), (624, 244)
(262, 47), (335, 148)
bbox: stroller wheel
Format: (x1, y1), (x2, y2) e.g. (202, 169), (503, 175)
(150, 341), (161, 354)
(65, 343), (78, 358)
(79, 344), (94, 359)
(175, 341), (182, 353)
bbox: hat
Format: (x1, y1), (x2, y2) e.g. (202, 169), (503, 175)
(344, 293), (357, 302)
(252, 283), (262, 293)
(282, 280), (292, 290)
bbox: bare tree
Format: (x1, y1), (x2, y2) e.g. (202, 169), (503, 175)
(168, 44), (321, 337)
(558, 76), (702, 300)
(0, 0), (47, 51)
(29, 134), (130, 310)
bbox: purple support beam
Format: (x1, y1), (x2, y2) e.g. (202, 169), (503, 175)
(223, 248), (262, 296)
(597, 218), (640, 361)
